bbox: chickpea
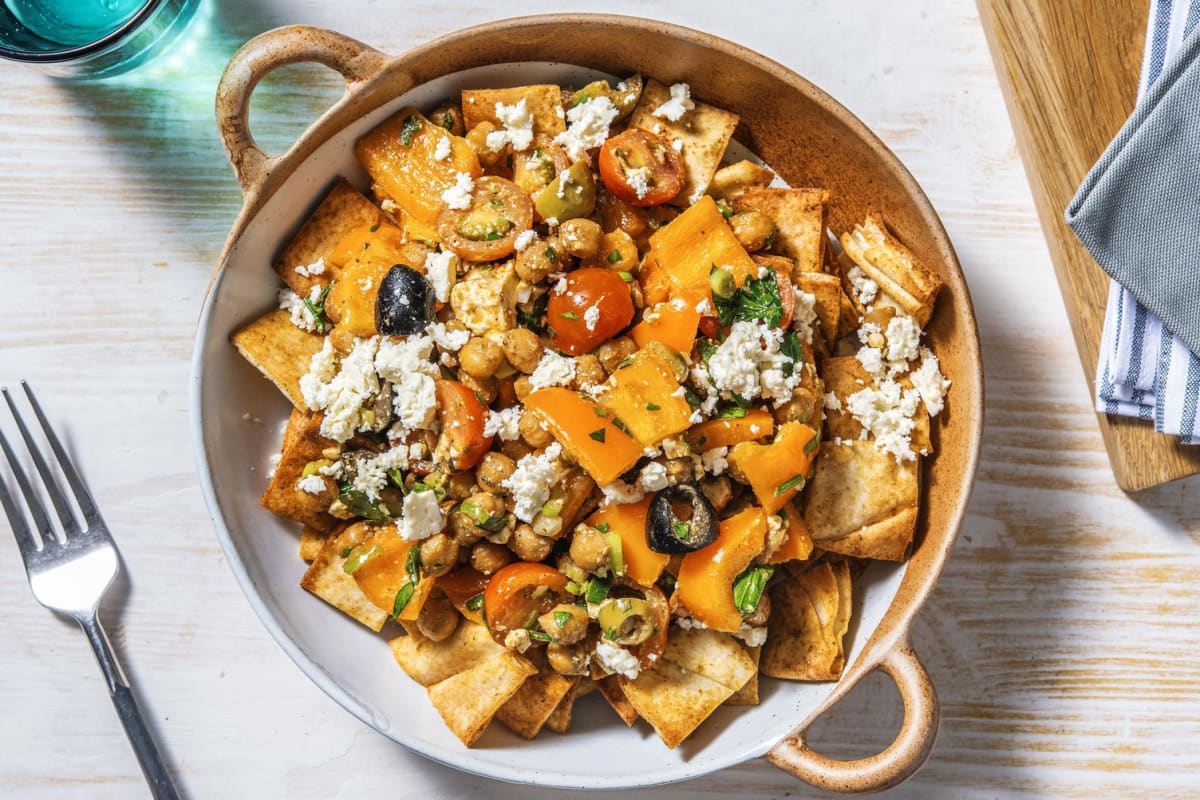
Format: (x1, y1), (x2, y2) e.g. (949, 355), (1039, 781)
(470, 539), (514, 575)
(569, 524), (609, 571)
(743, 591), (771, 627)
(446, 470), (477, 500)
(594, 336), (638, 374)
(419, 533), (460, 577)
(773, 391), (817, 426)
(546, 642), (590, 676)
(571, 354), (606, 390)
(503, 328), (543, 374)
(664, 457), (696, 485)
(515, 240), (558, 283)
(508, 523), (554, 562)
(558, 218), (603, 259)
(476, 451), (516, 494)
(397, 241), (434, 271)
(700, 475), (734, 512)
(458, 336), (505, 379)
(513, 375), (534, 402)
(519, 410), (554, 448)
(465, 121), (502, 167)
(416, 591), (460, 642)
(500, 438), (534, 461)
(450, 492), (506, 545)
(429, 103), (465, 136)
(730, 210), (776, 252)
(538, 604), (589, 645)
(458, 372), (497, 405)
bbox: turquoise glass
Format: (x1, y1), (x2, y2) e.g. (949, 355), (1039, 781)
(0, 0), (202, 78)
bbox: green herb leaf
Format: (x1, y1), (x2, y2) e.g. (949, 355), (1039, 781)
(302, 284), (333, 335)
(338, 483), (391, 522)
(672, 520), (691, 540)
(716, 395), (752, 420)
(585, 576), (611, 605)
(774, 473), (807, 496)
(712, 271), (784, 328)
(484, 231), (503, 241)
(391, 583), (415, 617)
(399, 114), (422, 146)
(516, 291), (549, 332)
(572, 92), (591, 107)
(733, 564), (774, 616)
(527, 628), (554, 642)
(592, 405), (609, 418)
(405, 543), (421, 587)
(561, 311), (580, 321)
(588, 428), (607, 443)
(603, 627), (619, 641)
(466, 592), (484, 611)
(595, 522), (611, 533)
(612, 417), (630, 435)
(618, 270), (634, 282)
(804, 435), (820, 456)
(369, 222), (380, 233)
(684, 388), (702, 408)
(553, 610), (572, 628)
(716, 198), (734, 219)
(646, 402), (661, 411)
(607, 248), (622, 263)
(441, 112), (455, 131)
(781, 331), (802, 376)
(459, 499), (508, 533)
(340, 547), (354, 559)
(545, 247), (557, 263)
(386, 467), (406, 491)
(489, 198), (505, 207)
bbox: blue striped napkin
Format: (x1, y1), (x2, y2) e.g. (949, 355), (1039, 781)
(1083, 0), (1200, 444)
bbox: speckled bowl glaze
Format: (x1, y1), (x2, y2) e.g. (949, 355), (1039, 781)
(191, 17), (982, 793)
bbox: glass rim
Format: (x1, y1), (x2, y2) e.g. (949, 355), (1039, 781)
(0, 0), (165, 63)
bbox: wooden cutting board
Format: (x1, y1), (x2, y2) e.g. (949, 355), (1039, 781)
(978, 0), (1200, 491)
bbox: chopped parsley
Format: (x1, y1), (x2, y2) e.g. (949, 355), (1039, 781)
(561, 311), (580, 321)
(607, 248), (622, 263)
(774, 473), (806, 495)
(712, 269), (784, 327)
(588, 428), (607, 443)
(646, 402), (661, 411)
(302, 285), (332, 334)
(398, 114), (422, 146)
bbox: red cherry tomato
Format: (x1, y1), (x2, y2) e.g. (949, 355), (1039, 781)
(483, 562), (571, 644)
(434, 379), (493, 471)
(546, 268), (635, 355)
(598, 128), (685, 207)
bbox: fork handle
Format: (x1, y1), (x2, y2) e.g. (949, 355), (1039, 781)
(80, 617), (182, 800)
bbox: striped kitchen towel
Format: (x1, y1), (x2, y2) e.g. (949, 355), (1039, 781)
(1070, 0), (1200, 444)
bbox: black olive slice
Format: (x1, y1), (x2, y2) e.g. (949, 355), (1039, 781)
(646, 482), (719, 554)
(375, 264), (436, 336)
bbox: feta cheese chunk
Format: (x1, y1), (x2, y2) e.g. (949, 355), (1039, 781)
(484, 406), (522, 441)
(910, 347), (952, 416)
(528, 350), (576, 390)
(396, 488), (446, 542)
(485, 98), (535, 152)
(554, 95), (619, 161)
(503, 443), (563, 523)
(594, 640), (640, 679)
(652, 82), (695, 122)
(441, 171), (475, 210)
(423, 250), (458, 303)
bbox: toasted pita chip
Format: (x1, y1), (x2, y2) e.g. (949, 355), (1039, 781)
(427, 650), (537, 747)
(726, 646), (761, 705)
(260, 412), (340, 532)
(595, 675), (639, 727)
(628, 79), (738, 207)
(792, 271), (842, 345)
(230, 309), (324, 411)
(299, 526), (326, 562)
(299, 523), (387, 631)
(273, 178), (382, 296)
(544, 677), (593, 735)
(707, 159), (775, 200)
(839, 213), (942, 326)
(733, 188), (828, 273)
(461, 85), (566, 142)
(804, 440), (918, 561)
(619, 658), (735, 749)
(760, 561), (851, 680)
(661, 627), (756, 693)
(389, 622), (503, 686)
(496, 651), (578, 740)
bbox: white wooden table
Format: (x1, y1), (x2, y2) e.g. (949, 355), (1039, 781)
(1, 1), (1197, 797)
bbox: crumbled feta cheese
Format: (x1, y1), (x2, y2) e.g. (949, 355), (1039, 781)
(910, 348), (951, 416)
(735, 623), (768, 648)
(427, 321), (470, 353)
(845, 379), (921, 462)
(513, 229), (536, 252)
(792, 289), (819, 344)
(637, 461), (669, 492)
(599, 479), (645, 506)
(278, 285), (324, 332)
(847, 265), (879, 306)
(423, 250), (457, 303)
(484, 407), (522, 441)
(885, 314), (921, 365)
(486, 98), (535, 152)
(396, 488), (446, 542)
(554, 95), (620, 161)
(504, 628), (532, 653)
(694, 297), (714, 316)
(352, 456), (388, 501)
(856, 345), (885, 377)
(672, 138), (683, 152)
(375, 335), (440, 432)
(652, 82), (694, 122)
(393, 373), (437, 432)
(584, 304), (601, 332)
(294, 257), (325, 278)
(552, 275), (568, 295)
(432, 135), (452, 161)
(594, 641), (640, 679)
(300, 336), (381, 442)
(503, 443), (563, 523)
(824, 391), (843, 412)
(529, 351), (576, 390)
(441, 171), (475, 210)
(544, 217), (559, 228)
(296, 474), (327, 495)
(706, 320), (801, 405)
(450, 261), (520, 335)
(266, 452), (281, 480)
(700, 446), (729, 476)
(674, 615), (707, 630)
(625, 166), (651, 200)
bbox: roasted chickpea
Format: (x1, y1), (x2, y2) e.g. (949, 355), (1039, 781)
(571, 354), (606, 390)
(558, 218), (603, 259)
(446, 470), (477, 500)
(470, 539), (514, 575)
(465, 121), (502, 167)
(502, 328), (543, 374)
(519, 410), (554, 447)
(457, 372), (497, 405)
(664, 457), (696, 485)
(743, 590), (771, 627)
(419, 533), (460, 577)
(429, 103), (465, 136)
(513, 375), (534, 402)
(594, 336), (638, 374)
(730, 210), (776, 252)
(500, 438), (534, 461)
(546, 642), (590, 676)
(476, 451), (516, 494)
(773, 391), (818, 426)
(458, 336), (505, 380)
(700, 475), (734, 512)
(450, 492), (506, 545)
(515, 239), (558, 283)
(508, 523), (554, 562)
(416, 591), (460, 642)
(538, 603), (589, 645)
(569, 524), (609, 571)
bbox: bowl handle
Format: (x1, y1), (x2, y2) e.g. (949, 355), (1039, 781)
(215, 25), (390, 195)
(766, 639), (939, 793)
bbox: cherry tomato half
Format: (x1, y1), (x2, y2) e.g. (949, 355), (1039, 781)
(436, 176), (533, 262)
(434, 379), (494, 471)
(546, 268), (635, 355)
(483, 562), (571, 644)
(770, 263), (795, 329)
(598, 128), (685, 207)
(626, 581), (670, 668)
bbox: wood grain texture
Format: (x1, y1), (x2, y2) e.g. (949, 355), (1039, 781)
(978, 0), (1200, 491)
(0, 1), (1198, 799)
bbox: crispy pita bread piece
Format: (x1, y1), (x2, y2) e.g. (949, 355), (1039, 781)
(461, 84), (567, 142)
(839, 213), (942, 326)
(273, 178), (382, 296)
(760, 560), (852, 681)
(496, 651), (579, 740)
(427, 650), (537, 747)
(260, 411), (340, 532)
(230, 309), (324, 411)
(299, 526), (326, 562)
(299, 522), (387, 631)
(544, 677), (594, 735)
(707, 159), (775, 200)
(389, 622), (503, 686)
(618, 658), (735, 749)
(820, 357), (931, 455)
(803, 440), (919, 561)
(733, 188), (828, 274)
(628, 79), (739, 207)
(595, 674), (639, 727)
(726, 646), (761, 706)
(792, 271), (842, 346)
(661, 627), (756, 693)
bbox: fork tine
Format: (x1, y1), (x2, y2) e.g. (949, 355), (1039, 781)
(2, 386), (78, 539)
(0, 422), (53, 553)
(20, 381), (101, 526)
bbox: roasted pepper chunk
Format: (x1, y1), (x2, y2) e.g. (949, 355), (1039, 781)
(728, 422), (819, 513)
(524, 387), (643, 485)
(586, 497), (668, 587)
(674, 506), (767, 632)
(352, 530), (434, 623)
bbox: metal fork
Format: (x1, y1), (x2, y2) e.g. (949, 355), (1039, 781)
(0, 382), (181, 800)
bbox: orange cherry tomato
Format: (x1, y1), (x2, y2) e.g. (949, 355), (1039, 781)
(546, 268), (635, 355)
(626, 581), (670, 668)
(434, 379), (493, 471)
(436, 176), (533, 263)
(483, 562), (571, 644)
(598, 128), (685, 207)
(771, 263), (795, 329)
